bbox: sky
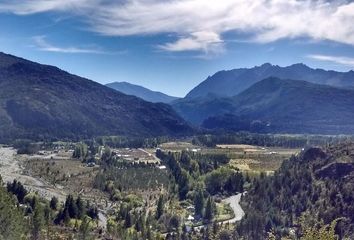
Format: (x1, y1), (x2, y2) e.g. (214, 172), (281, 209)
(1, 0), (354, 97)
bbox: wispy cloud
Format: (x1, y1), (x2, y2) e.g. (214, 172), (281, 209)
(32, 36), (108, 54)
(1, 0), (354, 53)
(307, 54), (354, 67)
(158, 31), (224, 55)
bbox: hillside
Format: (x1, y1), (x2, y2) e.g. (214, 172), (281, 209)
(185, 63), (354, 99)
(0, 52), (192, 141)
(106, 81), (178, 103)
(237, 143), (354, 239)
(172, 94), (235, 124)
(230, 77), (354, 134)
(175, 77), (354, 134)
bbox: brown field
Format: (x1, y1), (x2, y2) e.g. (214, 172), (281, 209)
(159, 141), (201, 151)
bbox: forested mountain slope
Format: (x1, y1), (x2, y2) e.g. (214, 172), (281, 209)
(175, 77), (354, 134)
(237, 143), (354, 239)
(0, 52), (192, 141)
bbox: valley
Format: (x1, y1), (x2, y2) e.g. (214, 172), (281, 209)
(1, 1), (354, 239)
(0, 137), (302, 239)
(0, 52), (353, 240)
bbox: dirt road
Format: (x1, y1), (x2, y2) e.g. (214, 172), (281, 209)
(222, 193), (245, 224)
(192, 193), (245, 231)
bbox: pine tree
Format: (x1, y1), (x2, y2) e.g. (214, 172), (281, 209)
(32, 197), (44, 240)
(156, 195), (164, 220)
(194, 189), (204, 217)
(125, 211), (132, 228)
(76, 196), (85, 219)
(0, 177), (26, 239)
(204, 196), (215, 222)
(50, 196), (58, 210)
(44, 204), (51, 240)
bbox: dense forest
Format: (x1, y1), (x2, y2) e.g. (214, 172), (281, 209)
(236, 143), (354, 239)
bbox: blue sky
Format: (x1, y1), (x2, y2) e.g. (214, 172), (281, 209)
(1, 0), (354, 97)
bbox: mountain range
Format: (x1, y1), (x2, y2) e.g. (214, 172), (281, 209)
(171, 63), (354, 134)
(106, 81), (178, 103)
(185, 63), (354, 99)
(2, 51), (354, 139)
(201, 77), (354, 134)
(0, 52), (192, 141)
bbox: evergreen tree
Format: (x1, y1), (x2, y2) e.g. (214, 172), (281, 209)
(156, 195), (164, 220)
(76, 196), (85, 219)
(125, 211), (132, 228)
(32, 197), (44, 240)
(0, 177), (26, 239)
(50, 196), (58, 210)
(65, 194), (78, 219)
(194, 189), (204, 217)
(204, 196), (215, 222)
(44, 204), (51, 240)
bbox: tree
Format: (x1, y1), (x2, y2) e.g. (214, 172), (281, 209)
(50, 196), (58, 210)
(76, 196), (85, 219)
(194, 189), (204, 217)
(65, 194), (78, 219)
(32, 197), (44, 240)
(156, 195), (164, 220)
(125, 211), (132, 228)
(44, 204), (52, 239)
(204, 196), (215, 222)
(7, 179), (28, 203)
(0, 177), (26, 239)
(169, 215), (180, 231)
(73, 143), (88, 160)
(178, 169), (190, 200)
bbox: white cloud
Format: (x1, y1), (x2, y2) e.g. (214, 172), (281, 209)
(32, 36), (108, 54)
(1, 0), (354, 53)
(0, 0), (94, 15)
(159, 31), (224, 54)
(307, 54), (354, 67)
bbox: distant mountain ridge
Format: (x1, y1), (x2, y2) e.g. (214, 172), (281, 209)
(106, 81), (179, 103)
(0, 52), (193, 141)
(201, 77), (354, 134)
(185, 63), (354, 99)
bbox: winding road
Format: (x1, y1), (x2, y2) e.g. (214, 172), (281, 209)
(193, 192), (245, 230)
(222, 193), (245, 224)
